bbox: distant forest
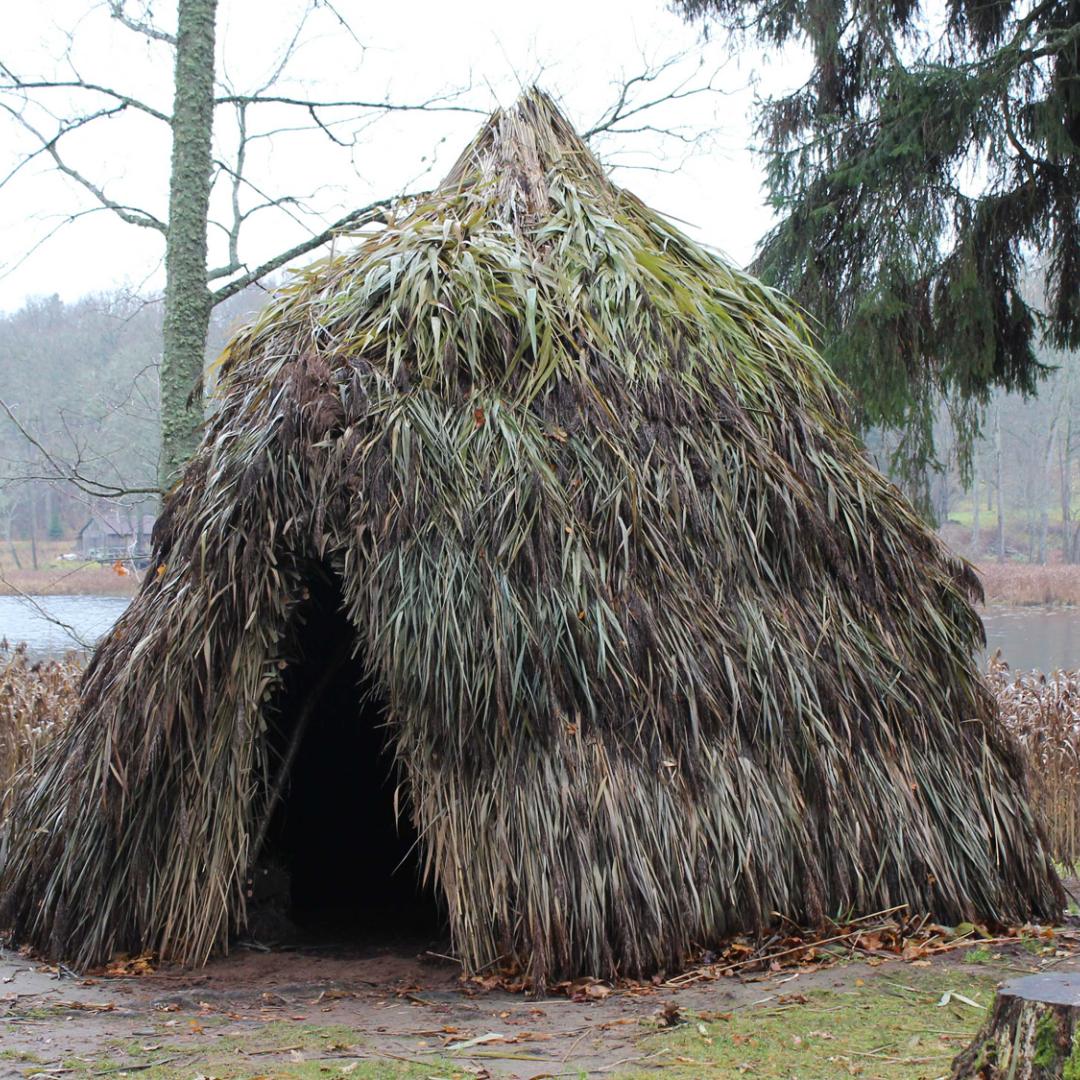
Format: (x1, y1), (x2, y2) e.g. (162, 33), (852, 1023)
(0, 286), (266, 556)
(871, 338), (1077, 565)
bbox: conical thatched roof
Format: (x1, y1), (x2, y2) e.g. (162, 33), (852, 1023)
(0, 91), (1062, 982)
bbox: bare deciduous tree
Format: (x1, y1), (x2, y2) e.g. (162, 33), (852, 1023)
(1, 3), (726, 488)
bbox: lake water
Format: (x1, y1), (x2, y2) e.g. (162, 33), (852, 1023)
(980, 606), (1080, 673)
(0, 595), (131, 657)
(0, 595), (1078, 672)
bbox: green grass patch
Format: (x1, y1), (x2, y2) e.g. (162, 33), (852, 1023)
(62, 1020), (472, 1080)
(619, 969), (999, 1079)
(63, 1060), (454, 1080)
(0, 1049), (45, 1064)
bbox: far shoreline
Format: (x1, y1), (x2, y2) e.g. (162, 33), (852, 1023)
(0, 565), (141, 599)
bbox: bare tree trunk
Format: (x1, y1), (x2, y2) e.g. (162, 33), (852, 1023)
(159, 0), (218, 489)
(1063, 403), (1074, 563)
(995, 404), (1006, 563)
(971, 450), (981, 556)
(44, 484), (55, 540)
(1039, 422), (1057, 565)
(28, 482), (38, 571)
(4, 506), (21, 570)
(937, 467), (950, 522)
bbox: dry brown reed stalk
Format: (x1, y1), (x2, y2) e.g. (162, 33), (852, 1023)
(0, 90), (1063, 982)
(0, 644), (81, 818)
(989, 653), (1080, 867)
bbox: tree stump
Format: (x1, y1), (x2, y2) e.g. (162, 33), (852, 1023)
(952, 974), (1080, 1078)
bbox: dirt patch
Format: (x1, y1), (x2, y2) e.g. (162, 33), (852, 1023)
(3, 931), (1079, 1079)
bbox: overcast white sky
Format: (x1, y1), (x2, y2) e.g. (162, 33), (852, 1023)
(0, 0), (807, 313)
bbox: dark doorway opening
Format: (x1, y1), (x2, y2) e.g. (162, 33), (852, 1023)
(251, 564), (443, 947)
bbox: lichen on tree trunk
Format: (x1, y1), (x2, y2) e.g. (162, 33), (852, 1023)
(952, 974), (1080, 1078)
(160, 0), (217, 489)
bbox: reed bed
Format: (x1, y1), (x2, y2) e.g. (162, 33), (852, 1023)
(989, 653), (1080, 867)
(0, 564), (140, 598)
(0, 644), (81, 818)
(977, 562), (1080, 607)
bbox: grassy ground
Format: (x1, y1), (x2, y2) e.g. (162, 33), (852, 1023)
(4, 1047), (461, 1080)
(945, 509), (1041, 529)
(57, 1021), (468, 1079)
(0, 956), (1033, 1079)
(626, 966), (1000, 1079)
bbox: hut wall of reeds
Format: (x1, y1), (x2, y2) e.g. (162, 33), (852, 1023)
(0, 91), (1063, 983)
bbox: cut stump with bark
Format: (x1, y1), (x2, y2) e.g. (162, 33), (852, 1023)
(952, 973), (1080, 1078)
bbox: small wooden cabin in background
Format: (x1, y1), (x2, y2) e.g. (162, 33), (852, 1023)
(77, 511), (156, 561)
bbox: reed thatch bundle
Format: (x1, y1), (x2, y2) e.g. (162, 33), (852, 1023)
(0, 91), (1062, 982)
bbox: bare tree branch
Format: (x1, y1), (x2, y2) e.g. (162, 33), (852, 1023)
(107, 1), (177, 46)
(227, 101), (247, 273)
(214, 91), (486, 114)
(0, 101), (167, 232)
(0, 399), (162, 498)
(210, 195), (407, 304)
(315, 0), (367, 51)
(0, 64), (170, 123)
(583, 52), (729, 141)
(208, 155), (324, 258)
(0, 207), (105, 285)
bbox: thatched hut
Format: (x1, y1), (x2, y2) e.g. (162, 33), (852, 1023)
(0, 91), (1062, 983)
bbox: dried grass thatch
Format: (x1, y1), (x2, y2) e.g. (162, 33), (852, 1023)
(0, 91), (1062, 982)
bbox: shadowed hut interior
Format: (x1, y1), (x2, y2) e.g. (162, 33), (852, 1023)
(0, 88), (1064, 986)
(253, 563), (441, 941)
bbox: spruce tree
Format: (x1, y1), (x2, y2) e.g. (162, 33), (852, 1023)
(676, 0), (1080, 477)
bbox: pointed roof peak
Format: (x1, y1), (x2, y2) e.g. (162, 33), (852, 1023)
(438, 88), (613, 224)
